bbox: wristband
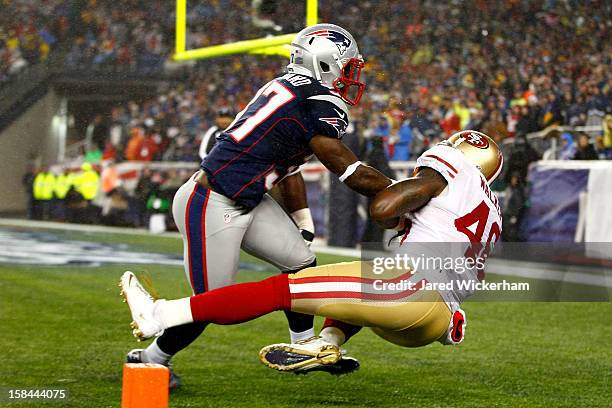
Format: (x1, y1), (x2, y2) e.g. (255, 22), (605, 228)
(290, 208), (315, 233)
(339, 161), (363, 182)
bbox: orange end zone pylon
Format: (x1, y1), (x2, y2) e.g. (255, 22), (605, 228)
(121, 363), (169, 408)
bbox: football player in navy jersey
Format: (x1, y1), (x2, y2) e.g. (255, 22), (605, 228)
(125, 24), (392, 383)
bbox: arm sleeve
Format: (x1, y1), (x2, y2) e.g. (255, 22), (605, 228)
(416, 144), (464, 184)
(306, 95), (350, 139)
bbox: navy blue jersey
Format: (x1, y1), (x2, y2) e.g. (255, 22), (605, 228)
(201, 73), (349, 209)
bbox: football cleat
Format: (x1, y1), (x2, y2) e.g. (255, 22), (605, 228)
(119, 271), (164, 340)
(259, 336), (341, 372)
(126, 349), (182, 391)
(294, 355), (360, 376)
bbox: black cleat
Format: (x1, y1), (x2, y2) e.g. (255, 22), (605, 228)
(295, 356), (360, 376)
(126, 349), (182, 391)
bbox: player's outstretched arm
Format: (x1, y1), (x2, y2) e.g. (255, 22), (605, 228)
(370, 168), (447, 222)
(310, 135), (391, 196)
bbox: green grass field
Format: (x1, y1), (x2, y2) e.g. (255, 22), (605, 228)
(0, 227), (610, 407)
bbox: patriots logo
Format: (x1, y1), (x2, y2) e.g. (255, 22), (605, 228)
(305, 30), (352, 55)
(319, 116), (349, 137)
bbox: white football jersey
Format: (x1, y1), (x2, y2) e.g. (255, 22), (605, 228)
(396, 143), (503, 304)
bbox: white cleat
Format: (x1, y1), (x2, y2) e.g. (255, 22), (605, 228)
(259, 336), (341, 372)
(119, 271), (165, 341)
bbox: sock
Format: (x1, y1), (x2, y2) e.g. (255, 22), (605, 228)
(154, 298), (193, 328)
(155, 322), (207, 356)
(320, 318), (362, 346)
(284, 311), (314, 333)
(290, 327), (315, 342)
(143, 339), (172, 366)
(283, 259), (316, 343)
(190, 274), (291, 324)
(320, 327), (346, 347)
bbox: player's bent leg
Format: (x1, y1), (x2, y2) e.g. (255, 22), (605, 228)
(241, 194), (317, 342)
(241, 194), (316, 272)
(120, 261), (454, 368)
(134, 172), (249, 389)
(282, 265), (317, 343)
(132, 175), (207, 391)
(369, 297), (450, 348)
(371, 303), (466, 348)
(260, 261), (451, 371)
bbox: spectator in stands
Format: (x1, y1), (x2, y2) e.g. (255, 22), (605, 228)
(603, 115), (612, 159)
(33, 167), (57, 221)
(125, 127), (145, 161)
(0, 0), (68, 87)
(573, 133), (599, 161)
(138, 127), (162, 162)
(504, 134), (540, 186)
(361, 117), (396, 248)
(482, 110), (509, 141)
(58, 0), (611, 171)
(134, 166), (154, 227)
(22, 163), (36, 220)
(502, 172), (527, 242)
(198, 107), (234, 160)
(594, 136), (608, 160)
(86, 114), (110, 152)
(52, 168), (72, 221)
(562, 134), (578, 161)
(390, 119), (412, 161)
(73, 163), (100, 223)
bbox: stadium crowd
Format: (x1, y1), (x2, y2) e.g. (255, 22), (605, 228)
(63, 0), (170, 72)
(18, 0), (612, 238)
(0, 0), (70, 85)
(67, 0), (611, 166)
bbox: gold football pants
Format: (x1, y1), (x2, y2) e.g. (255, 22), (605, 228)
(287, 261), (451, 347)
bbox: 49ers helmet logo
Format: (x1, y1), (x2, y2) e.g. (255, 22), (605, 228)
(463, 132), (489, 149)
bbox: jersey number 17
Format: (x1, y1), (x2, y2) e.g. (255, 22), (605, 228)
(227, 81), (296, 142)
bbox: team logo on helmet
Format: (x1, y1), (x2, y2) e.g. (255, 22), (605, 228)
(463, 132), (490, 149)
(305, 30), (352, 55)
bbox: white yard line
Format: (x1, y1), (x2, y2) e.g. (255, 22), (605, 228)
(1, 218), (609, 288)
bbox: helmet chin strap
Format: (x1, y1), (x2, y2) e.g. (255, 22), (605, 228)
(333, 55), (343, 71)
(453, 137), (465, 148)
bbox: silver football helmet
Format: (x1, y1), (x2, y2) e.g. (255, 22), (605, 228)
(287, 24), (365, 105)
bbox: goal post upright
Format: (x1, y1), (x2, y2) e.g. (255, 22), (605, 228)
(173, 0), (318, 61)
(306, 0), (318, 26)
(175, 0), (187, 55)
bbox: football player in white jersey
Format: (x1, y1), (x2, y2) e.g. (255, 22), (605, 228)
(119, 130), (503, 374)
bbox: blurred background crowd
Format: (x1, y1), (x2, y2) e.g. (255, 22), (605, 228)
(0, 0), (71, 84)
(5, 0), (611, 239)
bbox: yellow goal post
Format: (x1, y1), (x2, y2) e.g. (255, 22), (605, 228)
(174, 0), (318, 61)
